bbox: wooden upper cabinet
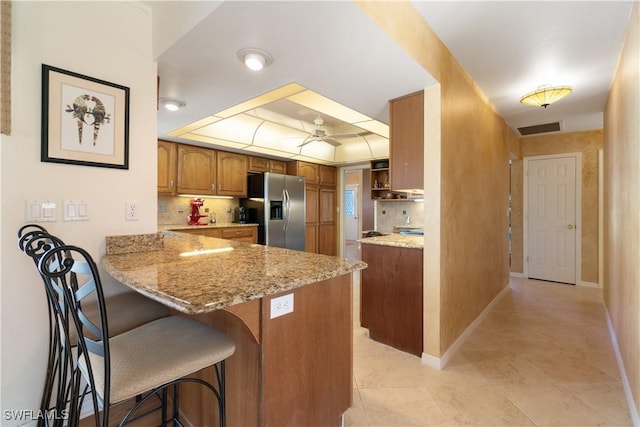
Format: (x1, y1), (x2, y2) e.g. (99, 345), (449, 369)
(248, 156), (269, 173)
(319, 165), (337, 186)
(217, 151), (247, 196)
(390, 90), (424, 192)
(177, 144), (217, 195)
(288, 161), (319, 183)
(268, 160), (286, 174)
(157, 140), (177, 195)
(248, 156), (287, 175)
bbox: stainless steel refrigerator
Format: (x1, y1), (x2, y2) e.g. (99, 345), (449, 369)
(240, 172), (306, 251)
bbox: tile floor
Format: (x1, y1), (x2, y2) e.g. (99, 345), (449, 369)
(343, 241), (632, 426)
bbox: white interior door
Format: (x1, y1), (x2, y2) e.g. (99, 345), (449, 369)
(527, 155), (578, 284)
(344, 185), (358, 241)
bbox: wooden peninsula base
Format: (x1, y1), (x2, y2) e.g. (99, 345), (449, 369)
(103, 232), (365, 426)
(180, 273), (353, 426)
(360, 238), (423, 357)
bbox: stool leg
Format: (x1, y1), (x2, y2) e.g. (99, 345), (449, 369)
(172, 383), (179, 427)
(216, 361), (226, 427)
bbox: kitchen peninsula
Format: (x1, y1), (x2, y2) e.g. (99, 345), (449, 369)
(359, 233), (424, 356)
(103, 231), (366, 426)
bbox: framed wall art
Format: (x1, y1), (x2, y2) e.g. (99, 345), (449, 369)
(41, 64), (130, 169)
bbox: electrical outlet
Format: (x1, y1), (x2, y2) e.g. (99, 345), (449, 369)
(270, 293), (294, 319)
(125, 201), (139, 221)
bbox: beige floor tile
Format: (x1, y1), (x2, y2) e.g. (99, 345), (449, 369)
(522, 348), (617, 384)
(427, 384), (535, 426)
(459, 349), (555, 385)
(350, 277), (633, 426)
(359, 387), (454, 426)
(344, 387), (370, 427)
(497, 382), (624, 426)
(562, 381), (633, 426)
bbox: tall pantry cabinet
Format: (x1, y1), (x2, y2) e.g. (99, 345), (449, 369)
(287, 161), (337, 256)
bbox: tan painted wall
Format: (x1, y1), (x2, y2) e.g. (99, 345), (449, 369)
(357, 1), (511, 357)
(603, 1), (640, 416)
(510, 130), (603, 284)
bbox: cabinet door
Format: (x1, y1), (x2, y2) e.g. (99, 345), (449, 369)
(289, 161), (319, 184)
(217, 151), (247, 196)
(390, 91), (424, 191)
(157, 140), (177, 194)
(319, 165), (337, 186)
(177, 144), (216, 195)
(305, 184), (319, 225)
(319, 187), (336, 225)
(305, 225), (318, 253)
(269, 160), (287, 174)
(318, 224), (336, 256)
(248, 156), (269, 173)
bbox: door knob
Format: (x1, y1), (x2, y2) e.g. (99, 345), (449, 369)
(567, 224), (575, 229)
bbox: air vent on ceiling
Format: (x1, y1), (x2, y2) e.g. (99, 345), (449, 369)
(516, 121), (562, 136)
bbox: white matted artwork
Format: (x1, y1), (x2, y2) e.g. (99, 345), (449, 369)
(41, 64), (129, 169)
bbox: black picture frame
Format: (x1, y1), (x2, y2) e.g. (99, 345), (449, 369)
(41, 64), (130, 169)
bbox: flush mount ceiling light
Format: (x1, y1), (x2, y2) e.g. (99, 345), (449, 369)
(160, 98), (185, 112)
(237, 48), (273, 71)
(520, 85), (573, 108)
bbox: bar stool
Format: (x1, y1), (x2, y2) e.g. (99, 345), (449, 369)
(17, 226), (171, 426)
(38, 243), (235, 426)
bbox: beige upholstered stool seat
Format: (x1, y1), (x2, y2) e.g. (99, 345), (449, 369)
(80, 315), (235, 404)
(69, 291), (170, 344)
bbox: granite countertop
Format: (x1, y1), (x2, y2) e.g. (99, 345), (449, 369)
(103, 231), (366, 314)
(359, 233), (424, 249)
(162, 222), (258, 231)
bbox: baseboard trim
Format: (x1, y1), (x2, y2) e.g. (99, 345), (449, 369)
(509, 272), (526, 278)
(578, 280), (600, 288)
(421, 281), (511, 370)
(605, 308), (640, 426)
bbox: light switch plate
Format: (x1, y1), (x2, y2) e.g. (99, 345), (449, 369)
(25, 200), (56, 222)
(270, 293), (294, 319)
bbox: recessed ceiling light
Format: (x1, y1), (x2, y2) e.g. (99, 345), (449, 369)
(237, 48), (273, 71)
(160, 98), (185, 111)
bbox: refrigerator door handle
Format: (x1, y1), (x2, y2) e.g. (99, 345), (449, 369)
(283, 189), (290, 231)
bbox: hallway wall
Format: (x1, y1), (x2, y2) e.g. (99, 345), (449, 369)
(603, 1), (640, 420)
(358, 2), (511, 359)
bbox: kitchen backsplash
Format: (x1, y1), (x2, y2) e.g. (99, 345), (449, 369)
(375, 200), (424, 233)
(158, 196), (239, 225)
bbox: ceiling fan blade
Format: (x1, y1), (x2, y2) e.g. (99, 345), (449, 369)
(297, 136), (317, 147)
(323, 138), (342, 147)
(328, 133), (359, 139)
(329, 131), (374, 139)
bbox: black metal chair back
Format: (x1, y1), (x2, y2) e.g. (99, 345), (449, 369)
(38, 244), (110, 426)
(18, 227), (78, 427)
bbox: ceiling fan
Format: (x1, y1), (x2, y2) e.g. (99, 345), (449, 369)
(297, 116), (369, 148)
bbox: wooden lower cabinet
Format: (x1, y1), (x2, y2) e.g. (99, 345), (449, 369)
(361, 243), (423, 356)
(180, 274), (353, 426)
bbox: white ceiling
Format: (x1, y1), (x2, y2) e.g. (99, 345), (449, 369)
(153, 1), (633, 165)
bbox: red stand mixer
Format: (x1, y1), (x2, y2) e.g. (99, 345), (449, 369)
(187, 198), (208, 225)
